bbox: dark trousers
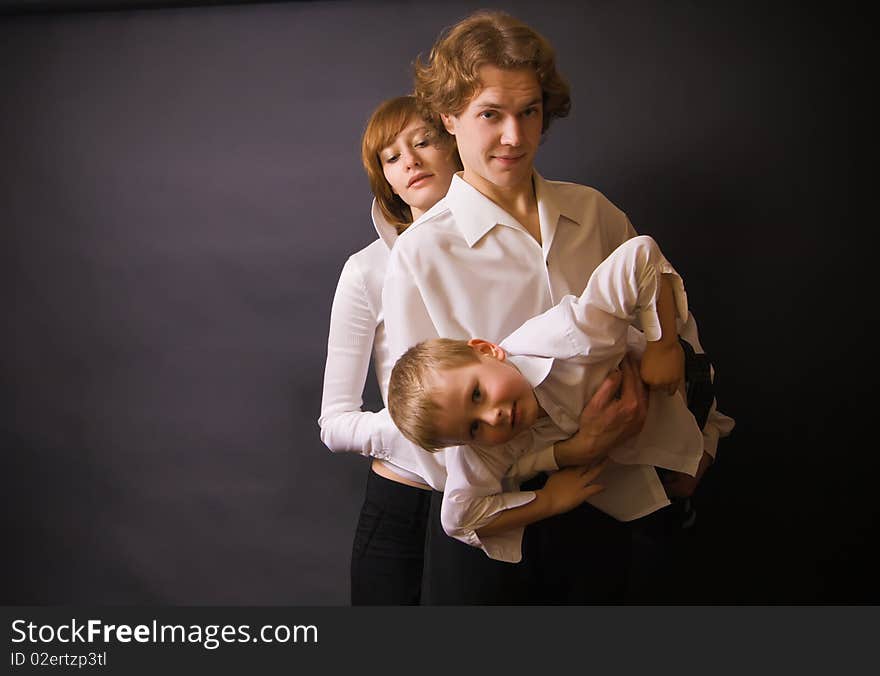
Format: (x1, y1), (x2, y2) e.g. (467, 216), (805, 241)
(350, 469), (431, 606)
(422, 474), (632, 605)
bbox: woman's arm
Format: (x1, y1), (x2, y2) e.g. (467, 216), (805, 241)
(318, 255), (386, 456)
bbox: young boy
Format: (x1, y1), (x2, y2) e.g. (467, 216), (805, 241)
(388, 235), (733, 563)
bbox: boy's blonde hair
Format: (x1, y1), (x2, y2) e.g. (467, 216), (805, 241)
(388, 338), (479, 452)
(413, 10), (571, 133)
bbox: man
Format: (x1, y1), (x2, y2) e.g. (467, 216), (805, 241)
(383, 10), (729, 603)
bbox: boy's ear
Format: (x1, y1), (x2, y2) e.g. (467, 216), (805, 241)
(467, 338), (506, 361)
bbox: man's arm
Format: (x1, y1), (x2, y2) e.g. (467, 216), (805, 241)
(553, 354), (648, 467)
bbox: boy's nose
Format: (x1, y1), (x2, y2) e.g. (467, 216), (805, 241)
(482, 407), (505, 426)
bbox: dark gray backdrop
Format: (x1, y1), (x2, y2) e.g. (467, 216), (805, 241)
(2, 0), (871, 604)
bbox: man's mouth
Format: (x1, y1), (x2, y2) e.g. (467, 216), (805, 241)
(493, 154), (525, 164)
(407, 172), (432, 188)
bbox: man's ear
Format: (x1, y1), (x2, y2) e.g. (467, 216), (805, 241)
(441, 113), (456, 135)
(467, 338), (506, 361)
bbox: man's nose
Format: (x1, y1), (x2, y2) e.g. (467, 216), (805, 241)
(500, 118), (523, 146)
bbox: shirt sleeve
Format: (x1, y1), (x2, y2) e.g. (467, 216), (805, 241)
(501, 235), (688, 362)
(440, 445), (536, 563)
(318, 256), (388, 457)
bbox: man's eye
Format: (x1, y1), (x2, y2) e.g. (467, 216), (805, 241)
(479, 110), (496, 120)
(472, 386), (481, 402)
(522, 107), (539, 117)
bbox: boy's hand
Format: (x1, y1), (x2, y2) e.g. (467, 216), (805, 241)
(541, 461), (607, 515)
(640, 339), (685, 395)
(553, 354), (648, 467)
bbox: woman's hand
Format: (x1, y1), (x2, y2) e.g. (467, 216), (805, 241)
(553, 353), (648, 467)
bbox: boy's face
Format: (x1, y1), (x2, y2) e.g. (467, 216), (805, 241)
(441, 65), (543, 198)
(428, 339), (540, 448)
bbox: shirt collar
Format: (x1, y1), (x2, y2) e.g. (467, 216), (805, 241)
(370, 198), (399, 250)
(508, 353), (575, 433)
(443, 171), (584, 248)
(507, 354), (554, 389)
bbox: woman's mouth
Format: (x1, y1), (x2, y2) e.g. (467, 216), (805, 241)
(407, 173), (433, 188)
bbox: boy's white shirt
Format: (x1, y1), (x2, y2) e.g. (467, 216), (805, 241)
(441, 236), (734, 562)
(382, 172), (734, 560)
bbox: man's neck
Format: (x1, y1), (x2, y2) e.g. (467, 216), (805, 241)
(463, 171), (541, 244)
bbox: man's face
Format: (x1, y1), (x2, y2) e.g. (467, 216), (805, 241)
(428, 340), (540, 448)
(442, 65), (543, 197)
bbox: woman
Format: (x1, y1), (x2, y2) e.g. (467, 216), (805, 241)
(318, 96), (461, 604)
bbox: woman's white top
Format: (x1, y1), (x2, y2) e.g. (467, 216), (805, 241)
(318, 201), (447, 489)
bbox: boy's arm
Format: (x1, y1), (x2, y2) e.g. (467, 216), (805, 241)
(640, 273), (685, 392)
(474, 463), (607, 538)
(441, 442), (607, 562)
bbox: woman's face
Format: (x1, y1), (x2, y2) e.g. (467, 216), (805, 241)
(380, 116), (458, 221)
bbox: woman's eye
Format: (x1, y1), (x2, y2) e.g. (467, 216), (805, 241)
(472, 386), (481, 402)
(470, 420), (480, 438)
(414, 140), (428, 148)
(384, 155), (399, 164)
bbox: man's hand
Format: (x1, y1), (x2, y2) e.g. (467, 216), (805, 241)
(662, 450), (713, 498)
(554, 353), (648, 467)
(541, 461), (607, 515)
